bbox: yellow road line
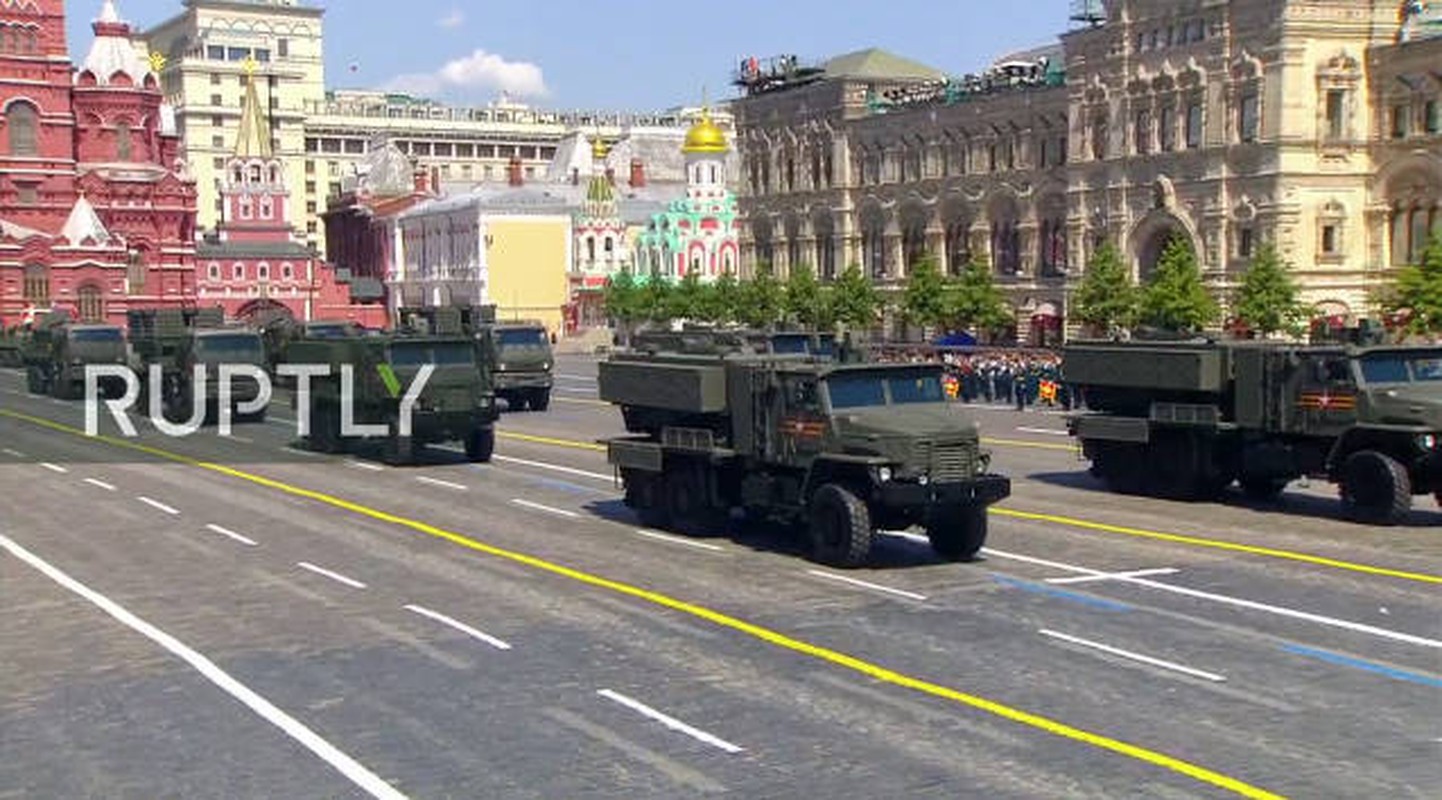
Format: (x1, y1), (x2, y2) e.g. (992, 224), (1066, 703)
(495, 429), (1441, 586)
(992, 508), (1442, 585)
(2, 407), (1279, 799)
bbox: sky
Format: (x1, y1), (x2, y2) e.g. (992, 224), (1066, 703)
(68, 0), (1081, 111)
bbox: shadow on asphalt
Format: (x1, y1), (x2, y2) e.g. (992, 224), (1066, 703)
(1025, 470), (1442, 527)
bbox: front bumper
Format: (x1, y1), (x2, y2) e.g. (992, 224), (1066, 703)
(877, 474), (1012, 509)
(494, 372), (552, 391)
(408, 410), (488, 442)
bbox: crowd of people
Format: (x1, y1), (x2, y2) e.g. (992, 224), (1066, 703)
(870, 347), (1082, 411)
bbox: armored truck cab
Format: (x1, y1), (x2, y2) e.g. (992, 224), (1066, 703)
(483, 323), (553, 411)
(22, 312), (128, 399)
(1064, 332), (1442, 524)
(127, 308), (269, 423)
(285, 334), (497, 464)
(599, 348), (1011, 567)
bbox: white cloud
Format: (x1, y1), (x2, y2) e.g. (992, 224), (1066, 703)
(437, 9), (464, 28)
(383, 49), (548, 99)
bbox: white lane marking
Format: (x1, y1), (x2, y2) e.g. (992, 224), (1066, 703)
(511, 498), (579, 519)
(416, 476), (467, 491)
(0, 387), (18, 395)
(1047, 568), (1179, 585)
(1039, 629), (1227, 682)
(556, 373), (597, 382)
(137, 496), (179, 515)
(48, 397), (66, 406)
(40, 462), (68, 474)
(227, 434), (255, 444)
(348, 461), (384, 472)
(985, 548), (1442, 649)
(83, 478), (117, 492)
(1016, 426), (1071, 436)
(0, 533), (406, 800)
(405, 604), (512, 651)
(597, 689), (743, 754)
(2, 447), (26, 457)
(635, 529), (725, 552)
(805, 569), (928, 602)
(297, 562), (367, 589)
(283, 446), (324, 458)
(205, 524), (258, 547)
(492, 454), (613, 483)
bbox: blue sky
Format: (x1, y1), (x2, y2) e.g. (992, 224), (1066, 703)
(70, 0), (1078, 110)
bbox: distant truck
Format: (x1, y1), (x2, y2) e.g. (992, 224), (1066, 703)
(597, 345), (1012, 567)
(22, 311), (129, 399)
(128, 307), (269, 423)
(1063, 323), (1442, 525)
(483, 322), (554, 411)
(285, 331), (498, 464)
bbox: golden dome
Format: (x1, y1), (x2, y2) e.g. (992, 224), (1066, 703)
(682, 110), (728, 154)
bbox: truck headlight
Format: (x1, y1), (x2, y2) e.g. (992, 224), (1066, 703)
(1418, 434), (1437, 451)
(878, 467), (893, 482)
(917, 473), (930, 486)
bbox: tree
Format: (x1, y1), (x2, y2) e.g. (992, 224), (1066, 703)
(639, 276), (673, 323)
(738, 263), (784, 328)
(707, 271), (741, 324)
(900, 253), (949, 333)
(829, 264), (882, 330)
(1071, 241), (1138, 336)
(784, 265), (826, 328)
(1136, 235), (1220, 333)
(948, 255), (1012, 333)
(668, 271), (709, 321)
(602, 269), (641, 325)
(1232, 243), (1308, 338)
(1380, 232), (1442, 337)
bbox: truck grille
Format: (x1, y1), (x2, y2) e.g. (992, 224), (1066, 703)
(915, 440), (975, 481)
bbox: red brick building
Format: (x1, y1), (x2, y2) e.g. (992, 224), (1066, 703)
(0, 0), (197, 327)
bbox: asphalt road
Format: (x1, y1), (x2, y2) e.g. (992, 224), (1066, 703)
(2, 355), (1439, 799)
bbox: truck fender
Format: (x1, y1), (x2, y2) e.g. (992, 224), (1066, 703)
(802, 458), (884, 505)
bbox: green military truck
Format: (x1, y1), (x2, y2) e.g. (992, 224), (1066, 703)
(1063, 323), (1442, 525)
(597, 346), (1012, 567)
(484, 321), (554, 411)
(22, 313), (129, 399)
(128, 307), (269, 423)
(284, 330), (497, 464)
(0, 325), (24, 368)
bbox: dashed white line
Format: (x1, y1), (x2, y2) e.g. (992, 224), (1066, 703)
(1016, 426), (1071, 437)
(39, 462), (68, 474)
(83, 478), (117, 492)
(635, 529), (725, 552)
(511, 498), (579, 519)
(296, 562), (367, 589)
(2, 447), (26, 457)
(1047, 568), (1179, 585)
(0, 533), (405, 800)
(805, 569), (928, 601)
(348, 461), (384, 472)
(1039, 629), (1227, 682)
(137, 496), (179, 515)
(282, 446), (324, 458)
(205, 523), (258, 547)
(597, 689), (744, 754)
(492, 454), (613, 483)
(416, 476), (467, 491)
(227, 434), (255, 444)
(986, 548), (1442, 649)
(405, 604), (511, 651)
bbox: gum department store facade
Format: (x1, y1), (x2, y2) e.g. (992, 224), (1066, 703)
(732, 1), (1442, 343)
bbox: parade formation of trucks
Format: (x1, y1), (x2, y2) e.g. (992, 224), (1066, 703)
(1063, 322), (1442, 525)
(127, 307), (269, 423)
(598, 333), (1011, 567)
(21, 310), (128, 399)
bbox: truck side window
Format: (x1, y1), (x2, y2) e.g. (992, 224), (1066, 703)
(783, 378), (820, 414)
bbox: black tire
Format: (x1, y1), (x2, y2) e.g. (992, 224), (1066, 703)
(1240, 476), (1288, 502)
(808, 483), (873, 568)
(307, 403), (344, 454)
(384, 415), (415, 466)
(662, 461), (726, 536)
(26, 366), (45, 394)
(1340, 450), (1411, 525)
(530, 389), (550, 412)
(465, 426), (495, 462)
(927, 507), (988, 562)
(625, 471), (670, 528)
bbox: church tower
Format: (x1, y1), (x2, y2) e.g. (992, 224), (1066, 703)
(219, 58), (288, 242)
(681, 105), (730, 206)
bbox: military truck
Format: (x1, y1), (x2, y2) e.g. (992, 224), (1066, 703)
(0, 326), (24, 368)
(1063, 323), (1442, 525)
(483, 321), (554, 411)
(598, 347), (1012, 567)
(22, 314), (129, 399)
(128, 307), (269, 423)
(284, 331), (497, 464)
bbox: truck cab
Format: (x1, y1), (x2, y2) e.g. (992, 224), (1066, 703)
(485, 324), (553, 411)
(183, 329), (269, 421)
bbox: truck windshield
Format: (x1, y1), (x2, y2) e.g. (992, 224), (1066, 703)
(771, 336), (809, 354)
(194, 334), (263, 362)
(69, 328), (123, 342)
(497, 329), (547, 348)
(1359, 353), (1442, 383)
(826, 372), (945, 408)
(389, 342), (475, 367)
(306, 324), (354, 339)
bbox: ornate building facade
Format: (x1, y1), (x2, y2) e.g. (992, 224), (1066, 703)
(1, 0), (197, 327)
(733, 3), (1442, 342)
(634, 109), (742, 280)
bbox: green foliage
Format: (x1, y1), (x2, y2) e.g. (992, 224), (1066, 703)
(784, 266), (826, 328)
(640, 276), (672, 323)
(601, 269), (641, 323)
(668, 271), (709, 321)
(948, 255), (1012, 332)
(1380, 232), (1442, 335)
(738, 263), (784, 328)
(707, 271), (741, 324)
(1232, 244), (1307, 337)
(1071, 241), (1137, 335)
(1137, 235), (1220, 333)
(829, 264), (882, 329)
(901, 254), (949, 330)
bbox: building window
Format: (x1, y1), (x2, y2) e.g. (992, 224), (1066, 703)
(1238, 228), (1254, 259)
(77, 285), (104, 322)
(1325, 89), (1346, 140)
(1321, 224), (1339, 255)
(5, 101), (38, 156)
(1186, 103), (1204, 149)
(1135, 109), (1152, 154)
(17, 184), (36, 204)
(257, 263), (269, 280)
(23, 264), (48, 303)
(239, 196), (253, 219)
(233, 263), (245, 280)
(124, 250), (145, 294)
(1159, 104), (1175, 151)
(282, 263), (294, 280)
(260, 195), (273, 219)
(1392, 206), (1440, 266)
(210, 73), (221, 85)
(277, 39), (289, 58)
(1091, 115), (1107, 160)
(1392, 105), (1410, 139)
(1239, 93), (1259, 142)
(208, 263), (221, 281)
(211, 135), (224, 148)
(212, 115), (222, 127)
(210, 94), (222, 106)
(116, 121), (132, 160)
(1426, 100), (1439, 134)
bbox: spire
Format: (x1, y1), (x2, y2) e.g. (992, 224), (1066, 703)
(234, 57), (273, 159)
(97, 0), (121, 24)
(60, 194), (113, 247)
(79, 0), (152, 87)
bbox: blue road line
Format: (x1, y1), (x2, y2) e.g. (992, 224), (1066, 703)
(530, 476), (610, 496)
(991, 574), (1132, 612)
(1281, 643), (1442, 689)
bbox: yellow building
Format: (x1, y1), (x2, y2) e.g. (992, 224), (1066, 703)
(486, 216), (572, 337)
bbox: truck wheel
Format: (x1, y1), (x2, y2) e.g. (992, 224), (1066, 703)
(663, 462), (726, 536)
(530, 389), (550, 412)
(26, 366), (45, 394)
(1340, 450), (1411, 525)
(809, 483), (873, 568)
(625, 471), (670, 528)
(308, 404), (343, 454)
(465, 426), (495, 463)
(1240, 477), (1288, 502)
(927, 507), (987, 562)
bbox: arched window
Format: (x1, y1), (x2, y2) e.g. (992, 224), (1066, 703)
(259, 195), (273, 219)
(23, 264), (48, 303)
(77, 285), (104, 322)
(116, 121), (132, 161)
(207, 262), (221, 281)
(249, 164), (262, 183)
(709, 164), (718, 184)
(6, 101), (38, 157)
(239, 196), (253, 220)
(281, 263), (294, 280)
(257, 263), (270, 280)
(233, 263), (245, 280)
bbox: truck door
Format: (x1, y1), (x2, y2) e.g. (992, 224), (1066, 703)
(1296, 353), (1359, 434)
(777, 374), (826, 464)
